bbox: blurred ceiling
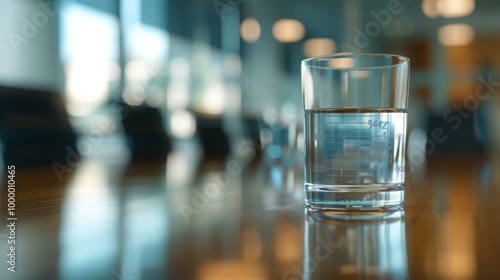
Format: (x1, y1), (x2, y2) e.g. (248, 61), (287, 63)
(243, 0), (500, 40)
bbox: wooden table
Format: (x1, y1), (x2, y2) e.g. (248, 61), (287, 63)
(1, 151), (499, 280)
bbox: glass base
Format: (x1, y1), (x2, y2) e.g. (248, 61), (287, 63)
(305, 183), (404, 211)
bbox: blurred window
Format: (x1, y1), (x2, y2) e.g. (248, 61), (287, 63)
(61, 2), (119, 116)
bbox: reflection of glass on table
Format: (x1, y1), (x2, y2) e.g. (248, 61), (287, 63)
(302, 209), (408, 279)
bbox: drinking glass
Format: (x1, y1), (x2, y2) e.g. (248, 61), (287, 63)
(302, 53), (410, 210)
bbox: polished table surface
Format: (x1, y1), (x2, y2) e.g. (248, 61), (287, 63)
(1, 150), (500, 280)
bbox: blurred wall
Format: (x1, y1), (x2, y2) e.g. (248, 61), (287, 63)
(0, 0), (63, 92)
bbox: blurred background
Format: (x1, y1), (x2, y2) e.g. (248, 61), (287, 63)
(0, 0), (499, 167)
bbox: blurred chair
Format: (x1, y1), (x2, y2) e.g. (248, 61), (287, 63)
(120, 104), (171, 159)
(0, 85), (78, 166)
(242, 115), (262, 152)
(195, 114), (230, 158)
(427, 111), (484, 153)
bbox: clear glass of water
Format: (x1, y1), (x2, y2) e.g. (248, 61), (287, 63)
(302, 53), (410, 210)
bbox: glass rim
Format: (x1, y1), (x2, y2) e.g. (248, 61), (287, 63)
(302, 52), (410, 70)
